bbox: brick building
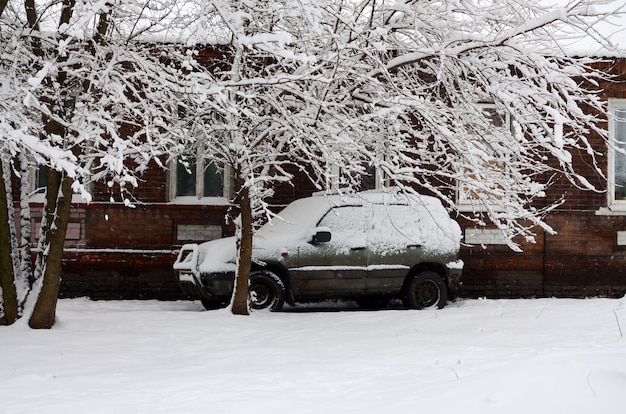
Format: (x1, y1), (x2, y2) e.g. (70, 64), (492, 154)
(18, 57), (626, 302)
(460, 58), (626, 299)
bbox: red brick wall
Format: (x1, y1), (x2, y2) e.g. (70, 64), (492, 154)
(90, 160), (169, 203)
(17, 56), (626, 301)
(459, 211), (626, 299)
(543, 212), (626, 298)
(271, 164), (321, 208)
(42, 202), (234, 300)
(457, 58), (626, 299)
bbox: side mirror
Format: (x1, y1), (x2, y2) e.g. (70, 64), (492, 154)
(312, 229), (331, 244)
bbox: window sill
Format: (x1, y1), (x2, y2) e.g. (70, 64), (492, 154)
(29, 193), (91, 204)
(595, 205), (626, 216)
(457, 203), (503, 213)
(168, 196), (232, 206)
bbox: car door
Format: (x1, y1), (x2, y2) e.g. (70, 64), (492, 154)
(291, 205), (368, 300)
(366, 204), (424, 296)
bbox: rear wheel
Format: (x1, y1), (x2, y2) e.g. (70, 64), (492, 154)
(249, 270), (286, 311)
(404, 271), (447, 309)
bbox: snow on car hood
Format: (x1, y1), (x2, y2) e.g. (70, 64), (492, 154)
(196, 232), (301, 274)
(196, 236), (238, 274)
(195, 197), (327, 274)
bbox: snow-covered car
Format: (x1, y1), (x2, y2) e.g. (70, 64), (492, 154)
(173, 190), (463, 311)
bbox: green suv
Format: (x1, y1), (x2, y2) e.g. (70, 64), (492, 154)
(173, 190), (463, 311)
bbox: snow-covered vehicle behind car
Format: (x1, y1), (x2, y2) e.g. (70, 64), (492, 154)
(173, 190), (463, 311)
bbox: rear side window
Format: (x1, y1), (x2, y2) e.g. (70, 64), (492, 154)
(368, 204), (424, 253)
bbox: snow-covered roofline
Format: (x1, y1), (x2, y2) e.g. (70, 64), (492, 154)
(541, 0), (626, 58)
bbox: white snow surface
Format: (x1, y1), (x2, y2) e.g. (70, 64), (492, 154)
(1, 297), (625, 413)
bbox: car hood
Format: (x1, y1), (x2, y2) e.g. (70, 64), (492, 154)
(196, 232), (302, 274)
(196, 236), (238, 274)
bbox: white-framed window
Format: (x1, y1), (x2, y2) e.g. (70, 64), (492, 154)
(28, 164), (91, 204)
(457, 103), (511, 212)
(169, 103), (233, 202)
(169, 150), (232, 201)
(29, 165), (47, 195)
(329, 162), (383, 192)
(608, 98), (626, 208)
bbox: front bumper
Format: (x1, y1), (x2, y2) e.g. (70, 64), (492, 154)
(199, 271), (236, 297)
(174, 244), (235, 300)
(177, 270), (235, 299)
(446, 260), (464, 299)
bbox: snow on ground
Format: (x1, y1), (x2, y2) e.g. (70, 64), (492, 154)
(1, 297), (625, 414)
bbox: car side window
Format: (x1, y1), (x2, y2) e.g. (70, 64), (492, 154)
(317, 206), (367, 249)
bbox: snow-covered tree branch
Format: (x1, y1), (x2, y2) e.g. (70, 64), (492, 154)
(319, 0), (621, 249)
(174, 0), (624, 314)
(0, 0), (191, 327)
(1, 0), (623, 321)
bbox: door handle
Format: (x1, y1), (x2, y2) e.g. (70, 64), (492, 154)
(407, 244), (422, 249)
(351, 246), (366, 251)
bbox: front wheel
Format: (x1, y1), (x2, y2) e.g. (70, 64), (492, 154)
(200, 298), (229, 310)
(249, 270), (286, 311)
(403, 271), (447, 309)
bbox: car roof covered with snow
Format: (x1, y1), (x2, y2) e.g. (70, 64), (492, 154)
(259, 189), (461, 247)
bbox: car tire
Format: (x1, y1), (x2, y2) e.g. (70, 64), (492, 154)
(249, 270), (286, 311)
(404, 271), (447, 309)
(200, 298), (229, 310)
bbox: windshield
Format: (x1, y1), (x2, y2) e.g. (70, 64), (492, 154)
(258, 196), (337, 239)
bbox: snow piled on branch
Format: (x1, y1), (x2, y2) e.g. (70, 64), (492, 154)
(1, 0), (625, 251)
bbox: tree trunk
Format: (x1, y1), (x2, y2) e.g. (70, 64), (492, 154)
(28, 169), (73, 329)
(25, 0), (83, 329)
(18, 152), (33, 290)
(231, 186), (253, 315)
(0, 0), (8, 23)
(0, 158), (18, 325)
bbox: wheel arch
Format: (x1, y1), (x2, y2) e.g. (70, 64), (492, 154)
(251, 261), (290, 289)
(402, 262), (448, 295)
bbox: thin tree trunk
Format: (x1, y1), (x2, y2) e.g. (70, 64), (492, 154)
(28, 169), (73, 329)
(27, 0), (78, 329)
(24, 0), (39, 31)
(231, 185), (252, 315)
(0, 157), (18, 325)
(18, 152), (32, 292)
(228, 41), (249, 315)
(2, 152), (20, 283)
(0, 0), (8, 21)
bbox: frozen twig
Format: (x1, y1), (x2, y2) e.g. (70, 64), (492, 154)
(536, 300), (550, 319)
(586, 371), (596, 398)
(614, 310), (623, 338)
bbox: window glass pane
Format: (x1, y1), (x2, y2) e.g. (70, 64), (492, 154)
(202, 163), (224, 197)
(356, 163), (376, 191)
(614, 108), (626, 201)
(318, 206), (367, 246)
(482, 107), (505, 128)
(457, 105), (508, 209)
(176, 157), (196, 196)
(37, 166), (47, 191)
